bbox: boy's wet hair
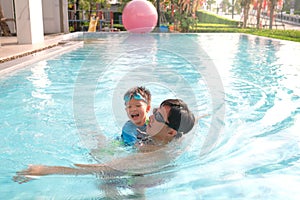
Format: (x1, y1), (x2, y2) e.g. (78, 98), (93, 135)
(160, 99), (195, 135)
(124, 86), (151, 105)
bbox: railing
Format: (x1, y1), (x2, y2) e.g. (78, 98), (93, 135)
(68, 19), (118, 32)
(68, 10), (122, 32)
(276, 13), (300, 25)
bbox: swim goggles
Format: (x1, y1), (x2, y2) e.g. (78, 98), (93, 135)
(124, 92), (147, 103)
(153, 108), (171, 128)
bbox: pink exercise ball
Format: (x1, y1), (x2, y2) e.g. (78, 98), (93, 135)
(122, 0), (158, 33)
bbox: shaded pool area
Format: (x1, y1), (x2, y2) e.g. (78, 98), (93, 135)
(0, 33), (300, 199)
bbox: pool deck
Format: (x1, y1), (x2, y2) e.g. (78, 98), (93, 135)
(0, 33), (83, 75)
(0, 34), (72, 63)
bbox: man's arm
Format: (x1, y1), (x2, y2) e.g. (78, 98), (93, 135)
(13, 163), (124, 184)
(15, 164), (115, 176)
(14, 143), (181, 184)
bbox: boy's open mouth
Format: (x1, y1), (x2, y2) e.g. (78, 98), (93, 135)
(131, 114), (139, 119)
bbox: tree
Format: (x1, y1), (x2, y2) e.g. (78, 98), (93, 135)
(220, 0), (231, 13)
(268, 0), (277, 29)
(206, 0), (216, 10)
(0, 3), (11, 36)
(241, 0), (251, 28)
(240, 0), (283, 29)
(256, 0), (264, 29)
(171, 0), (205, 32)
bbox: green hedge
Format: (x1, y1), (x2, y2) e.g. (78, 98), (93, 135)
(285, 11), (300, 15)
(196, 10), (240, 26)
(194, 23), (240, 28)
(239, 29), (300, 42)
(190, 26), (300, 42)
(113, 24), (125, 31)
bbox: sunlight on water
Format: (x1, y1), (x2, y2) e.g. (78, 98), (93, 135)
(0, 33), (299, 199)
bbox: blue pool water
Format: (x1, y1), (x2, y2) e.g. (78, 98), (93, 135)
(1, 33), (300, 199)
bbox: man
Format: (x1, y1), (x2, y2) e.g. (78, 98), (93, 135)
(14, 99), (195, 182)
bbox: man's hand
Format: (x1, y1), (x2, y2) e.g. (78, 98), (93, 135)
(13, 165), (48, 184)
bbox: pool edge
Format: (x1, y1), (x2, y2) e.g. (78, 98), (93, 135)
(0, 32), (83, 77)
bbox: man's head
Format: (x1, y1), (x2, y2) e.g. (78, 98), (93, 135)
(124, 86), (151, 126)
(147, 99), (195, 144)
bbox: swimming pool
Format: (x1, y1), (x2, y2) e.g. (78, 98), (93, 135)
(1, 33), (299, 199)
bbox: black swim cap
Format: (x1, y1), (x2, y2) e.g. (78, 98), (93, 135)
(160, 99), (195, 134)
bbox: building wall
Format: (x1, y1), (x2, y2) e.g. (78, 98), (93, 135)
(42, 0), (69, 34)
(43, 0), (61, 34)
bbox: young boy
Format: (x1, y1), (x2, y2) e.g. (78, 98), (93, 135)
(121, 86), (151, 146)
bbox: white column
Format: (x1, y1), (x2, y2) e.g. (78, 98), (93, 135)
(15, 0), (44, 44)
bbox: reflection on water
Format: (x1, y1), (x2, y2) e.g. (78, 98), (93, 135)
(0, 33), (299, 199)
(28, 61), (53, 110)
